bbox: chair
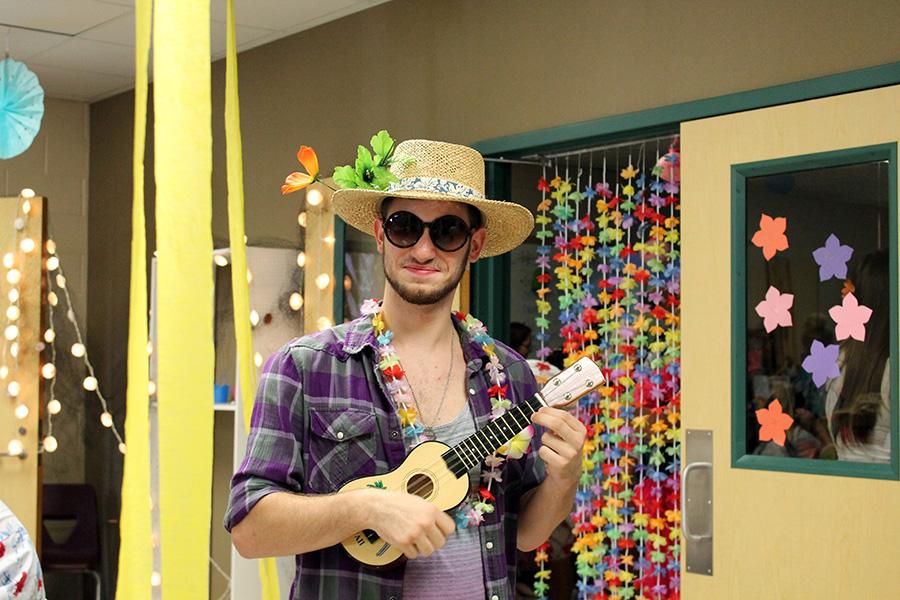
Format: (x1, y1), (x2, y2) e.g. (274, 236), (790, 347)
(41, 483), (102, 600)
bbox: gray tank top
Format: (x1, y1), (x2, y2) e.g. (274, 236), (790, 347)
(402, 402), (486, 599)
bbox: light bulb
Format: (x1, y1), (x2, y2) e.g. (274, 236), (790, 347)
(151, 572), (161, 587)
(43, 435), (58, 453)
(6, 269), (21, 285)
(297, 212), (308, 228)
(46, 256), (59, 271)
(317, 316), (332, 331)
(249, 310), (260, 327)
(9, 343), (17, 358)
(289, 292), (303, 311)
(4, 325), (18, 341)
(20, 188), (35, 199)
(100, 411), (113, 427)
(48, 399), (61, 414)
(296, 252), (306, 268)
(8, 289), (18, 303)
(254, 352), (263, 368)
(45, 239), (56, 254)
(7, 381), (20, 397)
(315, 273), (330, 290)
(323, 234), (335, 245)
(48, 291), (58, 306)
(118, 442), (127, 454)
(71, 343), (86, 357)
(83, 376), (98, 391)
(214, 254), (229, 267)
(19, 238), (35, 254)
(41, 363), (56, 379)
(7, 439), (23, 456)
(246, 270), (253, 285)
(0, 366), (7, 379)
(148, 381), (156, 395)
(43, 329), (55, 343)
(14, 404), (28, 419)
(146, 341), (153, 355)
(6, 306), (20, 320)
(2, 253), (13, 269)
(56, 274), (66, 288)
(22, 199), (32, 214)
(13, 218), (24, 231)
(306, 188), (324, 207)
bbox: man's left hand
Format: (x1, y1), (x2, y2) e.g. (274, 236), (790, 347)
(530, 407), (587, 484)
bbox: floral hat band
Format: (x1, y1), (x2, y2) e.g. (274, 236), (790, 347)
(384, 176), (484, 200)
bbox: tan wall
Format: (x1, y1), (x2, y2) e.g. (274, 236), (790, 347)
(2, 97), (89, 487)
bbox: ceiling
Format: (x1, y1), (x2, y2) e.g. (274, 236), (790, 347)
(0, 0), (390, 102)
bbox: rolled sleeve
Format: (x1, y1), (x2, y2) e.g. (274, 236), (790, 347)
(224, 348), (306, 532)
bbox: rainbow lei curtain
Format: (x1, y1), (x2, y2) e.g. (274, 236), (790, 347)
(532, 140), (682, 600)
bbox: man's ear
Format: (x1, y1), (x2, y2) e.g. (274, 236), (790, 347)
(468, 227), (487, 263)
(373, 217), (385, 254)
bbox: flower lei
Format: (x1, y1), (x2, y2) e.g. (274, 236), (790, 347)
(360, 299), (533, 528)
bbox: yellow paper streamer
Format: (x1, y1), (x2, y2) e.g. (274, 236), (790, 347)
(115, 0), (153, 597)
(154, 0), (214, 597)
(225, 0), (281, 595)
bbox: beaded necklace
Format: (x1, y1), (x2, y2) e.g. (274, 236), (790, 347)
(361, 299), (533, 528)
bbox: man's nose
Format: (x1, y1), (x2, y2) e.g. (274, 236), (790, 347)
(409, 226), (438, 260)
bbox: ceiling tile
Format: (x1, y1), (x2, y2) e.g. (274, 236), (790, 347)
(26, 63), (131, 102)
(209, 20), (277, 58)
(29, 38), (135, 77)
(209, 0), (361, 31)
(78, 13), (135, 45)
(3, 27), (70, 60)
(0, 0), (131, 36)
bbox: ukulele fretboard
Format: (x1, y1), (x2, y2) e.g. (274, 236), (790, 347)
(441, 393), (544, 478)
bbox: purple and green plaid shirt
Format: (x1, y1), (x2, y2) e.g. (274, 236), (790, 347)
(225, 312), (544, 600)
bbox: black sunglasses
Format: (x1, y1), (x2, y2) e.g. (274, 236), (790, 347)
(382, 211), (474, 252)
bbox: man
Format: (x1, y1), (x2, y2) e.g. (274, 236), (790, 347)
(226, 139), (586, 599)
(0, 500), (45, 599)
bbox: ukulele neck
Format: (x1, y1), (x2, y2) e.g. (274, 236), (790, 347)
(441, 393), (545, 478)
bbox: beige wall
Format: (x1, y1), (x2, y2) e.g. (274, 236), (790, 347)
(2, 97), (89, 487)
(85, 0), (900, 586)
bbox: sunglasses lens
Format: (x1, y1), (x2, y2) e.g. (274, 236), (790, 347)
(384, 212), (423, 248)
(431, 215), (470, 251)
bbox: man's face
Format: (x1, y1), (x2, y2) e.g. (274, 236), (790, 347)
(374, 198), (486, 306)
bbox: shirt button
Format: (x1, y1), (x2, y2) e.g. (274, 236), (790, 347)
(336, 431), (344, 440)
(485, 541), (494, 550)
(389, 430), (400, 440)
(491, 595), (499, 600)
(469, 388), (476, 395)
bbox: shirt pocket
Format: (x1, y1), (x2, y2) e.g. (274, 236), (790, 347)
(306, 406), (377, 494)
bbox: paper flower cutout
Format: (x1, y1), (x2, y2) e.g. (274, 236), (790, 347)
(828, 292), (872, 341)
(281, 146), (320, 194)
(801, 340), (840, 387)
(812, 234), (853, 281)
(0, 58), (45, 159)
(756, 399), (793, 446)
(754, 286), (794, 332)
(841, 279), (855, 297)
(751, 214), (789, 261)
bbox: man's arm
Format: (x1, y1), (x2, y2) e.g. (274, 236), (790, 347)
(231, 488), (455, 560)
(516, 406), (585, 551)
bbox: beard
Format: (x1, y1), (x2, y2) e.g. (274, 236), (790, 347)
(383, 243), (471, 306)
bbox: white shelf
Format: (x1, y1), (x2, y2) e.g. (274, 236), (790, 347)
(213, 403), (236, 412)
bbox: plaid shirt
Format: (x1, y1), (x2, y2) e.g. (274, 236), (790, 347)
(225, 312), (544, 600)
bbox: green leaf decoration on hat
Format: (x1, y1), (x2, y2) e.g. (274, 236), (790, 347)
(332, 129), (412, 191)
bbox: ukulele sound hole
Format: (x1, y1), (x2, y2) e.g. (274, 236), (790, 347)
(406, 473), (435, 499)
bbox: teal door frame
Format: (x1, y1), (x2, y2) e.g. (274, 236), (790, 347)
(469, 61), (900, 339)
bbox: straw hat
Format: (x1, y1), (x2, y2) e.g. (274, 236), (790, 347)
(331, 139), (534, 257)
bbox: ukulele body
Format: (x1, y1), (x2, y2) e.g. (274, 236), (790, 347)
(338, 440), (470, 567)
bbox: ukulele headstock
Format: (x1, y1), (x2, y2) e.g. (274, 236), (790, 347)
(539, 356), (604, 409)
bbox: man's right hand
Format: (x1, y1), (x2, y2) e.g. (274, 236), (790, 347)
(363, 489), (456, 559)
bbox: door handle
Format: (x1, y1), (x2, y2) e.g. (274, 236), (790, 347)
(681, 461), (712, 542)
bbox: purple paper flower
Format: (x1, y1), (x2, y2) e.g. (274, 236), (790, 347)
(801, 340), (841, 387)
(812, 234), (853, 281)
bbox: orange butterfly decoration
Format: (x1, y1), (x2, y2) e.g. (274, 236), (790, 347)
(751, 214), (789, 261)
(281, 146), (320, 194)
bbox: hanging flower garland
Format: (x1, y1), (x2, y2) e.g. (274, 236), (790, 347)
(361, 299), (533, 528)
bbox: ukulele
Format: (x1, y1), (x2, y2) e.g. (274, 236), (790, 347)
(339, 355), (604, 567)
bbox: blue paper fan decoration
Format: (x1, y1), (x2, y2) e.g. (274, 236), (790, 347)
(0, 58), (45, 160)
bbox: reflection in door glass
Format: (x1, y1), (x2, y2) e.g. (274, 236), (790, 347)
(744, 161), (891, 463)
